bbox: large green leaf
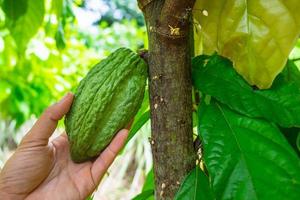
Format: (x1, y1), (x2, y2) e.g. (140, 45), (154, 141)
(132, 169), (154, 200)
(55, 22), (66, 50)
(51, 0), (74, 50)
(280, 127), (300, 157)
(132, 190), (154, 200)
(198, 101), (300, 199)
(142, 168), (154, 192)
(125, 89), (150, 144)
(193, 0), (300, 89)
(192, 55), (300, 128)
(51, 0), (63, 19)
(4, 0), (45, 52)
(2, 0), (27, 21)
(297, 133), (300, 152)
(282, 60), (300, 89)
(126, 110), (150, 142)
(175, 167), (215, 200)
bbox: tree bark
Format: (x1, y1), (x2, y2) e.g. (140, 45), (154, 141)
(138, 0), (196, 199)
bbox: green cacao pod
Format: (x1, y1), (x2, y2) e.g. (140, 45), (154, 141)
(65, 47), (147, 163)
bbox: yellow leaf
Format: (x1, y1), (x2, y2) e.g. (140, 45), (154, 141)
(193, 0), (300, 89)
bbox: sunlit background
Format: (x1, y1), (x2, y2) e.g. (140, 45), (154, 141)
(0, 0), (151, 199)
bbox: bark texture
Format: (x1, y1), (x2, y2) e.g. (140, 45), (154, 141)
(138, 0), (196, 199)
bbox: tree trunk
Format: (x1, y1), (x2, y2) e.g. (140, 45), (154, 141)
(138, 0), (196, 199)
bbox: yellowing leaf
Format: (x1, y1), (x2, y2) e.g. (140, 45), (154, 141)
(193, 0), (300, 89)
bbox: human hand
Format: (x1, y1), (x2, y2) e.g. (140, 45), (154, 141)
(0, 93), (129, 200)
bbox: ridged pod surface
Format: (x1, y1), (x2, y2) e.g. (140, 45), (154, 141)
(65, 47), (148, 163)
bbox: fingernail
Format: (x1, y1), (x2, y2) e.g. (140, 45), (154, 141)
(57, 92), (73, 104)
(120, 129), (129, 137)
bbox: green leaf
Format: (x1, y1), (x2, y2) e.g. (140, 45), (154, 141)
(192, 54), (300, 128)
(126, 110), (150, 142)
(125, 89), (150, 144)
(0, 80), (11, 103)
(282, 60), (300, 88)
(85, 195), (94, 200)
(280, 127), (300, 157)
(5, 0), (45, 52)
(194, 0), (300, 89)
(61, 0), (75, 26)
(2, 0), (27, 21)
(55, 22), (66, 50)
(142, 168), (154, 192)
(51, 0), (63, 20)
(198, 101), (300, 200)
(133, 169), (154, 200)
(297, 133), (300, 152)
(139, 88), (150, 115)
(175, 167), (215, 200)
(132, 190), (154, 200)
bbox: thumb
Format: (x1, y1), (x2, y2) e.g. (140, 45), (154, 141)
(22, 93), (74, 146)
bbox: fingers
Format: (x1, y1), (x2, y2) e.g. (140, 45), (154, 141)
(91, 129), (129, 184)
(22, 93), (74, 146)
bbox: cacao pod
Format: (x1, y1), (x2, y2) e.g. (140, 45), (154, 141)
(65, 47), (148, 163)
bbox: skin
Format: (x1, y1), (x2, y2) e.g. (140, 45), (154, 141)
(0, 93), (129, 200)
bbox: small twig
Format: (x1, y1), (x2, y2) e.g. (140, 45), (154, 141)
(137, 0), (155, 11)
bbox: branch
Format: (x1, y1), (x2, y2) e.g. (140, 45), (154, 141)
(138, 0), (196, 39)
(137, 0), (197, 199)
(137, 0), (153, 11)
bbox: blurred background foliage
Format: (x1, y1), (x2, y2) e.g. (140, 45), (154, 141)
(0, 1), (151, 199)
(0, 0), (147, 148)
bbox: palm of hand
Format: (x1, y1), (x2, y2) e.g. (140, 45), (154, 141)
(0, 93), (128, 200)
(26, 134), (96, 200)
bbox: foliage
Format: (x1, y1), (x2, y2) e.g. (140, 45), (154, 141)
(132, 168), (154, 200)
(187, 3), (300, 197)
(99, 0), (145, 26)
(280, 127), (300, 157)
(192, 54), (300, 128)
(134, 51), (300, 200)
(192, 55), (300, 199)
(81, 20), (147, 52)
(3, 0), (45, 53)
(194, 0), (300, 89)
(297, 133), (300, 152)
(174, 167), (214, 200)
(199, 100), (300, 199)
(132, 190), (154, 200)
(0, 0), (146, 129)
(85, 195), (94, 200)
(126, 89), (150, 144)
(282, 59), (300, 88)
(1, 0), (300, 199)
